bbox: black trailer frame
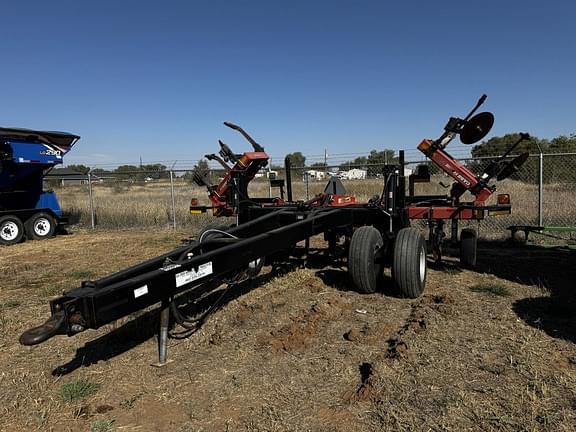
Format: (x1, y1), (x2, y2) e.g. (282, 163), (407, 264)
(21, 95), (523, 366)
(21, 202), (406, 363)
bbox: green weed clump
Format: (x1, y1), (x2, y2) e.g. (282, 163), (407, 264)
(90, 419), (115, 432)
(65, 270), (98, 280)
(470, 283), (511, 297)
(58, 378), (99, 402)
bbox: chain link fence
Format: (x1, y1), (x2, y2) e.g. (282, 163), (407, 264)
(46, 169), (215, 231)
(289, 152), (576, 239)
(48, 153), (576, 240)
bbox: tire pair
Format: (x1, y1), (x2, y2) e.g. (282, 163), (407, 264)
(0, 212), (55, 245)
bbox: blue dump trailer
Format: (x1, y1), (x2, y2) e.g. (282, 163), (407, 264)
(0, 127), (80, 245)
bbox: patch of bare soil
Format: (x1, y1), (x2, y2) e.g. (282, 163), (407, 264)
(0, 231), (575, 431)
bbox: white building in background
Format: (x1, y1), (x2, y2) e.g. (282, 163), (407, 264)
(304, 170), (326, 181)
(255, 169), (279, 179)
(343, 168), (367, 180)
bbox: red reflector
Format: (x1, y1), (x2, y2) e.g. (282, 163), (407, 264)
(190, 198), (199, 206)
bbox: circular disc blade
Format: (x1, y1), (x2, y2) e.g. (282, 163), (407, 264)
(460, 112), (494, 145)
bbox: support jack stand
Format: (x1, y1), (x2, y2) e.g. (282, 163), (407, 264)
(152, 299), (174, 367)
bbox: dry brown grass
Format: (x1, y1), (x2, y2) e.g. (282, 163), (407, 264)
(54, 177), (576, 238)
(57, 180), (214, 229)
(1, 230), (575, 431)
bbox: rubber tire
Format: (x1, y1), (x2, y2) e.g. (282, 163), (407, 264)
(348, 226), (384, 294)
(511, 229), (527, 245)
(392, 228), (427, 298)
(460, 228), (477, 267)
(25, 212), (56, 240)
(0, 215), (25, 245)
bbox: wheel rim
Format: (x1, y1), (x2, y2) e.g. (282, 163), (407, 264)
(419, 246), (426, 282)
(34, 218), (52, 236)
(1, 222), (19, 241)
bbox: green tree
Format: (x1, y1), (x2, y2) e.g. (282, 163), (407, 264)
(469, 134), (548, 183)
(548, 134), (576, 153)
(338, 150), (396, 177)
(339, 156), (367, 171)
(310, 162), (327, 169)
(141, 163), (168, 179)
(464, 133), (576, 184)
(367, 149), (396, 166)
(185, 159), (211, 185)
(67, 164), (90, 174)
(546, 135), (576, 182)
(285, 151), (306, 176)
(285, 152), (306, 168)
(471, 134), (547, 157)
(91, 168), (111, 176)
(114, 165), (143, 181)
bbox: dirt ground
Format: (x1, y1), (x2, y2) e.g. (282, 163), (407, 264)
(1, 229), (575, 431)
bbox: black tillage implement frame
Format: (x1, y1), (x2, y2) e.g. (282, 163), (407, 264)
(20, 96), (522, 365)
(20, 193), (405, 365)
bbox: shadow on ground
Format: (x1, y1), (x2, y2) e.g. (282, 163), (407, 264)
(51, 246), (374, 376)
(474, 241), (576, 343)
(51, 266), (295, 376)
(52, 240), (576, 375)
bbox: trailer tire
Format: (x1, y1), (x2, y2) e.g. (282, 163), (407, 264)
(0, 215), (25, 245)
(348, 226), (384, 294)
(25, 212), (56, 240)
(460, 228), (477, 267)
(392, 228), (427, 298)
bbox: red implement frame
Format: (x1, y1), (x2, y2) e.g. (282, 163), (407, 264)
(407, 139), (500, 220)
(207, 151), (270, 216)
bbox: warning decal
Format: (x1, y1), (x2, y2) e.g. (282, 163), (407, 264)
(175, 262), (213, 288)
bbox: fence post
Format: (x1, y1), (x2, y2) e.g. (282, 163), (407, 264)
(538, 152), (543, 227)
(268, 162), (272, 198)
(88, 172), (95, 229)
(285, 157), (293, 202)
(170, 170), (177, 230)
(305, 172), (310, 200)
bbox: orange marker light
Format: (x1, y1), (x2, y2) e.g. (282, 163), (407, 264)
(497, 194), (510, 205)
(417, 139), (432, 152)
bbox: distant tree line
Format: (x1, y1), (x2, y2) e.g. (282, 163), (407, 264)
(67, 132), (575, 184)
(337, 149), (397, 172)
(470, 133), (576, 157)
(469, 133), (576, 183)
(66, 163), (171, 182)
(281, 149), (399, 178)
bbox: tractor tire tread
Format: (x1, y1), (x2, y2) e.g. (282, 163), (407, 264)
(348, 226), (383, 294)
(392, 227), (426, 298)
(460, 228), (478, 267)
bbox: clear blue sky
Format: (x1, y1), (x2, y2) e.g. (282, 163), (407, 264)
(1, 0), (574, 168)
